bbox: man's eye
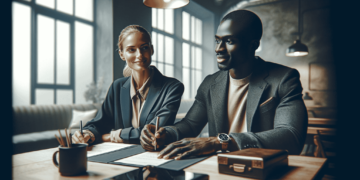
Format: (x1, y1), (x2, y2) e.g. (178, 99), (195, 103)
(226, 39), (233, 44)
(215, 39), (221, 44)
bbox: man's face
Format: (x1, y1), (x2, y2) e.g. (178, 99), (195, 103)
(215, 19), (253, 70)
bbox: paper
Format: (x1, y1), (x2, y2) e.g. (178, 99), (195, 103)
(114, 152), (171, 166)
(87, 142), (133, 157)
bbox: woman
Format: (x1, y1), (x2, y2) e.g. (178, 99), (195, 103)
(72, 25), (184, 144)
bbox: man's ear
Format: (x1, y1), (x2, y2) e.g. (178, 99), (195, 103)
(119, 50), (126, 61)
(251, 40), (260, 52)
(151, 44), (154, 56)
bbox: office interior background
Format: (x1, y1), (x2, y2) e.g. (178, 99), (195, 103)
(7, 0), (359, 179)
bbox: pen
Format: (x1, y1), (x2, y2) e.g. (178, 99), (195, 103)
(155, 116), (160, 151)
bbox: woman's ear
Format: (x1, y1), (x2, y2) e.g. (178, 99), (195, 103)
(119, 50), (126, 61)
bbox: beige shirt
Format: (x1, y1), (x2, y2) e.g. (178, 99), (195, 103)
(130, 70), (153, 128)
(227, 73), (251, 134)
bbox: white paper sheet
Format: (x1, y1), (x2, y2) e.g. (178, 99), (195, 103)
(114, 152), (171, 166)
(87, 142), (133, 157)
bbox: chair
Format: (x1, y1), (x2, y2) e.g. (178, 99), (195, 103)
(313, 130), (336, 180)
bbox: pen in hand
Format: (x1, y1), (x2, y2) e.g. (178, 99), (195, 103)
(155, 116), (160, 151)
(80, 120), (83, 138)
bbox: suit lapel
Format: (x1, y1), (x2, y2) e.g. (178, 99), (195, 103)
(120, 77), (132, 128)
(246, 58), (269, 131)
(139, 67), (162, 127)
(210, 71), (229, 134)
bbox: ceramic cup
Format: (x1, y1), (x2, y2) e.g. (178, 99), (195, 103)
(52, 143), (88, 176)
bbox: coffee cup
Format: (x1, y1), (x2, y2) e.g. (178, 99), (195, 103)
(52, 143), (88, 176)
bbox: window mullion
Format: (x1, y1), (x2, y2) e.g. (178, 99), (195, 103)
(54, 18), (57, 104)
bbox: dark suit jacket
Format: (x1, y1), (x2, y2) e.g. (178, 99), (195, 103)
(165, 57), (308, 155)
(84, 67), (184, 144)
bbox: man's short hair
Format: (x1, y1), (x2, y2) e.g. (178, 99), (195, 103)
(221, 10), (263, 41)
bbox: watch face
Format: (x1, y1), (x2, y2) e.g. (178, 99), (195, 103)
(219, 134), (229, 141)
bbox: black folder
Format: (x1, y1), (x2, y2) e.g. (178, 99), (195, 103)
(88, 145), (208, 171)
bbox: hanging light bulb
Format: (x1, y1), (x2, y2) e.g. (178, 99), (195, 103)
(143, 0), (189, 9)
(286, 0), (309, 57)
(286, 40), (309, 57)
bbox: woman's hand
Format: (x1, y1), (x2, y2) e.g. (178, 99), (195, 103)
(72, 130), (91, 144)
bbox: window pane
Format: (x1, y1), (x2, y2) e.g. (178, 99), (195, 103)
(151, 60), (157, 67)
(157, 9), (164, 31)
(56, 20), (70, 85)
(57, 0), (73, 15)
(37, 14), (54, 84)
(191, 46), (195, 68)
(182, 43), (190, 67)
(191, 16), (195, 42)
(57, 89), (73, 104)
(195, 70), (202, 95)
(12, 2), (31, 106)
(165, 36), (173, 65)
(164, 9), (173, 34)
(75, 21), (93, 103)
(182, 11), (189, 40)
(182, 68), (190, 99)
(152, 8), (157, 28)
(157, 63), (164, 75)
(157, 33), (164, 62)
(75, 0), (93, 21)
(195, 47), (202, 69)
(165, 64), (174, 77)
(152, 31), (157, 60)
(196, 18), (202, 45)
(36, 0), (54, 9)
(35, 89), (54, 105)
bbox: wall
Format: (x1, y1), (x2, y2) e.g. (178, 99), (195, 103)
(95, 0), (113, 100)
(225, 0), (335, 117)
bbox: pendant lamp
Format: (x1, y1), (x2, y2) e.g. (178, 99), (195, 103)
(143, 0), (189, 9)
(286, 0), (308, 57)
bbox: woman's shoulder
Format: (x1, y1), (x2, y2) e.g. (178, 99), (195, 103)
(112, 76), (131, 87)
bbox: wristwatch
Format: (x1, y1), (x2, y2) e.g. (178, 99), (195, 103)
(217, 133), (231, 152)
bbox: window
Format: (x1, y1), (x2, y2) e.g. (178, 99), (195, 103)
(181, 11), (203, 99)
(151, 8), (174, 77)
(12, 0), (95, 105)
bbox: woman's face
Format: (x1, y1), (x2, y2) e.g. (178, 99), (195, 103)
(119, 31), (153, 72)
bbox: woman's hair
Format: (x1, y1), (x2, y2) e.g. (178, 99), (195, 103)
(117, 25), (152, 52)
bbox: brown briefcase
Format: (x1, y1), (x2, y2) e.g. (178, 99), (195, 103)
(218, 148), (288, 179)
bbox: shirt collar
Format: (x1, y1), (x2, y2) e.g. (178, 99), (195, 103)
(130, 68), (154, 100)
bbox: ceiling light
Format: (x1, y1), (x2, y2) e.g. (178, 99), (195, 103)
(143, 0), (189, 9)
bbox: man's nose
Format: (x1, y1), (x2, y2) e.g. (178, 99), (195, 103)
(215, 41), (225, 53)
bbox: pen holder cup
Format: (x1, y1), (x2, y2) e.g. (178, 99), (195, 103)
(52, 143), (88, 176)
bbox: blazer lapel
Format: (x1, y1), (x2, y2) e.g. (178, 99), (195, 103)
(139, 67), (162, 127)
(120, 77), (132, 128)
(246, 57), (269, 131)
(210, 71), (229, 134)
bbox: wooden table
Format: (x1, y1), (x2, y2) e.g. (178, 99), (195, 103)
(13, 145), (327, 180)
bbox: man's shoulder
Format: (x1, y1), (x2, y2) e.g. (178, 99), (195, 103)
(259, 58), (299, 79)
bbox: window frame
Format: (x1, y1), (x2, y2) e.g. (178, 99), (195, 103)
(12, 0), (96, 104)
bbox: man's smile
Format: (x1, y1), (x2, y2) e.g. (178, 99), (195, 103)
(217, 55), (229, 63)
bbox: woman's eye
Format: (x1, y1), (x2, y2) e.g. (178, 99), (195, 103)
(142, 46), (149, 50)
(127, 48), (135, 52)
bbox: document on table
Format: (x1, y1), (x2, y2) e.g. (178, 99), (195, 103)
(87, 142), (133, 157)
(114, 152), (171, 166)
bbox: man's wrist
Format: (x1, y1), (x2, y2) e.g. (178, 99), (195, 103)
(214, 137), (223, 151)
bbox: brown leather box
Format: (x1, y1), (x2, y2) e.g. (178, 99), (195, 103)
(218, 148), (288, 179)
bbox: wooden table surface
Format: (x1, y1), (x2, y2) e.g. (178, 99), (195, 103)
(13, 145), (327, 180)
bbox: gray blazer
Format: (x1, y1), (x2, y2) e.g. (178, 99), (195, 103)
(165, 57), (308, 155)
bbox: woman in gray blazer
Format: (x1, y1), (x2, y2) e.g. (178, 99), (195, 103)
(72, 25), (184, 144)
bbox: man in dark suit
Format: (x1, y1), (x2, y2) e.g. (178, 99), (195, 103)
(140, 9), (308, 158)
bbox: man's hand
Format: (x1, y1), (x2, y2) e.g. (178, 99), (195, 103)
(72, 130), (91, 144)
(157, 137), (222, 160)
(140, 124), (168, 151)
(102, 134), (110, 142)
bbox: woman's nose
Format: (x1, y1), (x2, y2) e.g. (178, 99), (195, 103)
(136, 49), (143, 58)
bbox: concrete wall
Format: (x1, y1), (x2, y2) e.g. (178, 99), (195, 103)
(95, 0), (113, 100)
(225, 0), (335, 117)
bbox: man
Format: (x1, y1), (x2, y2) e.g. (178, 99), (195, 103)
(140, 9), (308, 160)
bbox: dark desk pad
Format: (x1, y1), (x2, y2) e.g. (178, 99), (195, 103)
(88, 144), (209, 171)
